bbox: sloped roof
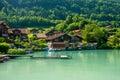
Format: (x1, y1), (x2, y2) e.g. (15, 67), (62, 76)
(8, 28), (30, 35)
(0, 21), (9, 29)
(35, 34), (47, 39)
(8, 29), (13, 34)
(19, 29), (30, 34)
(46, 33), (65, 40)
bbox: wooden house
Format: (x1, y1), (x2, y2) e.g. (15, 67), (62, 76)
(46, 33), (71, 42)
(0, 21), (9, 38)
(46, 33), (72, 50)
(34, 29), (61, 39)
(8, 28), (30, 41)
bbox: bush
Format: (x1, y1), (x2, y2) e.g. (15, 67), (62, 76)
(0, 38), (4, 42)
(7, 49), (26, 55)
(0, 43), (10, 54)
(98, 43), (110, 49)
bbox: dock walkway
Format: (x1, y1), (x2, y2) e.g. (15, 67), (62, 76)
(6, 55), (72, 59)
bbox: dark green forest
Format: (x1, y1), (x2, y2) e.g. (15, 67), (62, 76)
(0, 0), (120, 28)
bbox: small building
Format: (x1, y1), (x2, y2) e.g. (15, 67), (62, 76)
(0, 21), (9, 38)
(46, 33), (72, 50)
(46, 33), (72, 42)
(34, 29), (61, 40)
(8, 28), (30, 41)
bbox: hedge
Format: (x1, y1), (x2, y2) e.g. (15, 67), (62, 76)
(7, 49), (26, 55)
(0, 43), (10, 54)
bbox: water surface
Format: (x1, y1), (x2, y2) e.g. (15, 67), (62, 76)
(0, 50), (120, 80)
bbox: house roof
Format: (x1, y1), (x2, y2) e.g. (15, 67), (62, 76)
(8, 28), (30, 35)
(35, 34), (47, 39)
(18, 29), (30, 34)
(8, 29), (13, 34)
(0, 21), (9, 29)
(46, 33), (65, 40)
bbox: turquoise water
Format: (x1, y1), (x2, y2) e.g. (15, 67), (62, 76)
(0, 50), (120, 80)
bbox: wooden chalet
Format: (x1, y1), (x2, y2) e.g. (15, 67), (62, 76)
(8, 28), (30, 41)
(0, 21), (9, 38)
(34, 29), (61, 39)
(46, 33), (71, 42)
(34, 29), (84, 50)
(46, 33), (72, 50)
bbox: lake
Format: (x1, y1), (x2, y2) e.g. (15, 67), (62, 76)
(0, 50), (120, 80)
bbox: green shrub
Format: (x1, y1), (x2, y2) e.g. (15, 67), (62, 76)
(0, 43), (10, 54)
(98, 43), (110, 49)
(108, 32), (116, 35)
(0, 38), (4, 42)
(115, 44), (120, 49)
(7, 49), (26, 55)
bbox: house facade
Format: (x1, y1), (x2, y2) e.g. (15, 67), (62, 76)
(8, 29), (30, 41)
(0, 21), (30, 42)
(46, 33), (72, 50)
(0, 21), (9, 38)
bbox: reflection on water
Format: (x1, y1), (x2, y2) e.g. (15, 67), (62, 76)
(0, 50), (120, 80)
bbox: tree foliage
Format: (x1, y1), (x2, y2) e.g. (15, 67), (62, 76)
(0, 43), (10, 54)
(82, 24), (104, 44)
(0, 0), (120, 28)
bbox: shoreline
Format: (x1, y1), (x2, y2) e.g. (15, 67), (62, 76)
(0, 55), (10, 63)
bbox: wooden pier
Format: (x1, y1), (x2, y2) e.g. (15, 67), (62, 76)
(5, 55), (72, 59)
(0, 55), (10, 63)
(30, 55), (72, 59)
(6, 55), (33, 59)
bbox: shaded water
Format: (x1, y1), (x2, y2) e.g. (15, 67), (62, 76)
(0, 50), (120, 80)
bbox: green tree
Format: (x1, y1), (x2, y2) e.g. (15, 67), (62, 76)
(82, 24), (104, 44)
(107, 36), (120, 49)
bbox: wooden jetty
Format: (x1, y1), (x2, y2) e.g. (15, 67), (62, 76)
(0, 55), (10, 63)
(6, 55), (32, 59)
(30, 55), (72, 59)
(5, 55), (72, 59)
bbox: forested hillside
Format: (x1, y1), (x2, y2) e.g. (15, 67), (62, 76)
(0, 0), (120, 28)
